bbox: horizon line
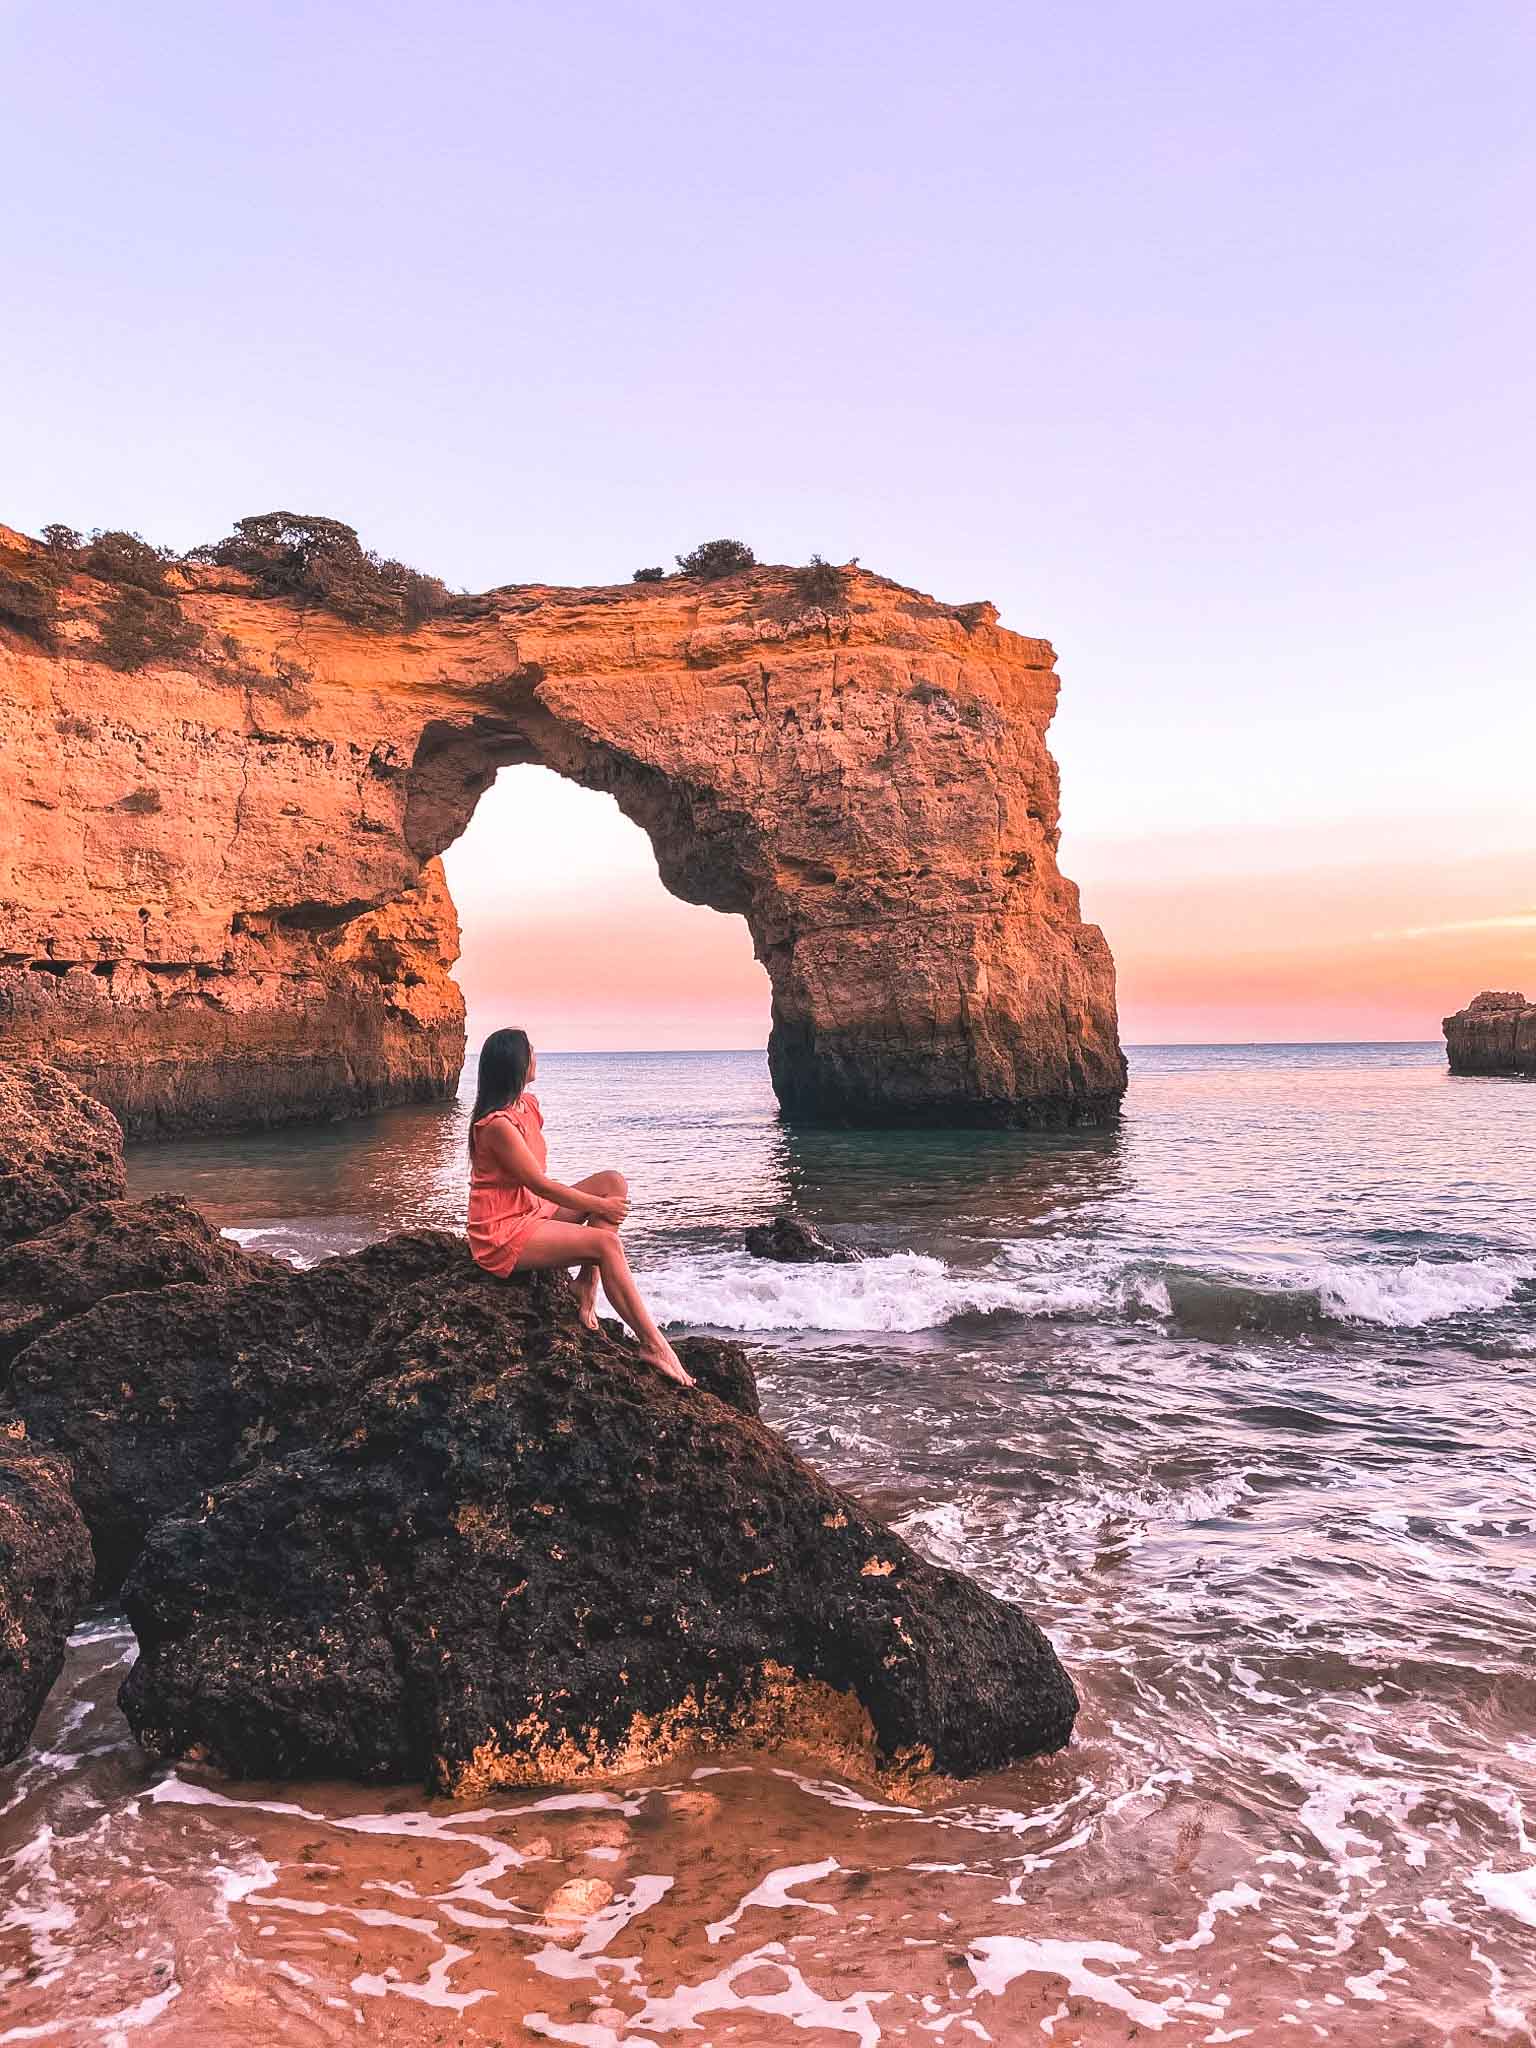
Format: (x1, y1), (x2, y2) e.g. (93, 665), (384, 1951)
(476, 1038), (1449, 1057)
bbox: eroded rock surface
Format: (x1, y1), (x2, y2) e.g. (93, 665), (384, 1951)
(9, 1231), (751, 1592)
(0, 1440), (94, 1764)
(0, 1060), (126, 1248)
(0, 526), (1123, 1131)
(0, 1193), (261, 1389)
(1444, 990), (1536, 1076)
(119, 1269), (1076, 1791)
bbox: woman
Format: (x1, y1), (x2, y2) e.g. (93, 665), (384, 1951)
(466, 1028), (693, 1386)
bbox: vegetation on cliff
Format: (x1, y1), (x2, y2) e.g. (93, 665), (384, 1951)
(0, 514), (465, 662)
(0, 545), (63, 646)
(675, 536), (757, 580)
(191, 511), (456, 629)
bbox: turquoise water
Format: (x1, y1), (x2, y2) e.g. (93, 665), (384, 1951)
(4, 1044), (1533, 2043)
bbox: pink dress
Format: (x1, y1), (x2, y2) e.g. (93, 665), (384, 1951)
(467, 1093), (560, 1276)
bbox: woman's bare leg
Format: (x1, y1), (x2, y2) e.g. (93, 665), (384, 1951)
(512, 1220), (692, 1385)
(549, 1171), (627, 1329)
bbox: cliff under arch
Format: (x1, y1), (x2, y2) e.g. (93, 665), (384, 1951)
(0, 529), (1125, 1134)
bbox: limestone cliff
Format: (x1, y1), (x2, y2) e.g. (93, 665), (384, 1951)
(0, 526), (1124, 1133)
(1444, 991), (1536, 1077)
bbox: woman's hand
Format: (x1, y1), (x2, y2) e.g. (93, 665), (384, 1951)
(588, 1191), (629, 1228)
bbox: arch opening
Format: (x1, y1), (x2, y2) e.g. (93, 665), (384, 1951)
(441, 764), (770, 1055)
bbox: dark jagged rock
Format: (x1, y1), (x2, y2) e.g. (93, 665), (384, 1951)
(8, 1230), (757, 1593)
(0, 1440), (95, 1764)
(118, 1276), (1075, 1794)
(0, 1194), (265, 1390)
(744, 1215), (866, 1265)
(0, 1060), (126, 1250)
(8, 1229), (464, 1591)
(1444, 990), (1536, 1077)
(671, 1333), (760, 1417)
(596, 1314), (757, 1416)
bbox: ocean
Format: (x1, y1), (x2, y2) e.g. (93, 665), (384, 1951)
(3, 1043), (1533, 2044)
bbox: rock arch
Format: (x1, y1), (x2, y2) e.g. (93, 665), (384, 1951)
(0, 534), (1125, 1134)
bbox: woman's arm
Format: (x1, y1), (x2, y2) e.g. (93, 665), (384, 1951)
(478, 1120), (625, 1224)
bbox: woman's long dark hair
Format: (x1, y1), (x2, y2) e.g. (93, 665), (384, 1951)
(468, 1027), (532, 1156)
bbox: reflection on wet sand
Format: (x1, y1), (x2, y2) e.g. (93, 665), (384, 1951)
(3, 1617), (1528, 2046)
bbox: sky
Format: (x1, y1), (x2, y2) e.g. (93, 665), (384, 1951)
(3, 0), (1532, 1045)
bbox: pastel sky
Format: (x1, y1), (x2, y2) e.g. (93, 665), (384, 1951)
(5, 0), (1532, 1045)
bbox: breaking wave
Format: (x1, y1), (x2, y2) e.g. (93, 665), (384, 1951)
(646, 1240), (1534, 1338)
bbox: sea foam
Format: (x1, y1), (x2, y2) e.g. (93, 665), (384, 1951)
(641, 1239), (1532, 1337)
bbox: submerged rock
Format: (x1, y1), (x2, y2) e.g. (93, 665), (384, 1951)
(1444, 990), (1536, 1077)
(0, 1060), (126, 1250)
(119, 1271), (1075, 1793)
(9, 1230), (752, 1592)
(0, 1194), (261, 1390)
(744, 1215), (865, 1265)
(0, 1439), (94, 1764)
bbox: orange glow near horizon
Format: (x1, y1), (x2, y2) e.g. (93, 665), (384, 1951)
(1075, 838), (1534, 1043)
(444, 767), (770, 1053)
(444, 768), (1533, 1051)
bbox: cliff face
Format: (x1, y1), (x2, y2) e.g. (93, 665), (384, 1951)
(0, 529), (1124, 1134)
(1444, 991), (1536, 1077)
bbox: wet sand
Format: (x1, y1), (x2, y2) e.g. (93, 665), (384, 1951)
(3, 1617), (1526, 2046)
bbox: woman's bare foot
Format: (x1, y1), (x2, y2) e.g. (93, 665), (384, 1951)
(640, 1339), (694, 1387)
(574, 1268), (601, 1331)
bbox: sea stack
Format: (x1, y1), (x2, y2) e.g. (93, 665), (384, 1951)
(1443, 991), (1536, 1077)
(0, 522), (1125, 1133)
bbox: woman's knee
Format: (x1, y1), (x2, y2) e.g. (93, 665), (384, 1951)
(594, 1169), (628, 1198)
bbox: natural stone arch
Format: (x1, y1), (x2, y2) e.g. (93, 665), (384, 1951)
(0, 530), (1125, 1135)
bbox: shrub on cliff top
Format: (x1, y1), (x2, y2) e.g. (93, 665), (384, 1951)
(80, 530), (177, 591)
(793, 554), (849, 611)
(675, 538), (756, 581)
(632, 565), (665, 583)
(195, 512), (452, 630)
(95, 587), (202, 672)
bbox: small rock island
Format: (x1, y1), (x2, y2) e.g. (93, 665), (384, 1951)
(1443, 990), (1536, 1077)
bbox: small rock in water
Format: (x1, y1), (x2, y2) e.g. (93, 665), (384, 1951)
(665, 1787), (722, 1824)
(542, 1876), (615, 1925)
(743, 1214), (867, 1264)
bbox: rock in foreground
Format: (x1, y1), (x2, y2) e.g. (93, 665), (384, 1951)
(120, 1270), (1075, 1792)
(0, 1193), (261, 1389)
(9, 1231), (753, 1593)
(0, 1440), (94, 1763)
(1444, 990), (1536, 1077)
(744, 1215), (865, 1264)
(0, 1060), (126, 1250)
